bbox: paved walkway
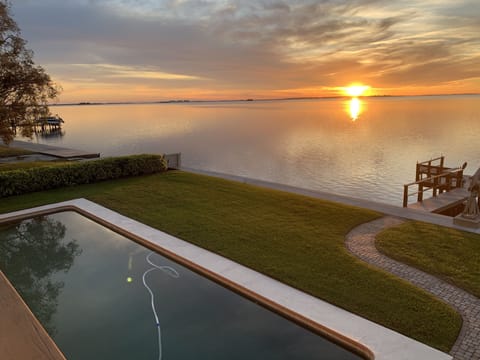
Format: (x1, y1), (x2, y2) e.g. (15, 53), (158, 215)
(346, 216), (480, 360)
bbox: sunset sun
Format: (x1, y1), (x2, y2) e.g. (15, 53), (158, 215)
(344, 85), (370, 97)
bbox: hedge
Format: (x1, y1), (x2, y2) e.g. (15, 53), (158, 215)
(0, 154), (167, 197)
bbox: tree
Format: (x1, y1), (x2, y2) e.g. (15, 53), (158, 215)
(0, 1), (59, 144)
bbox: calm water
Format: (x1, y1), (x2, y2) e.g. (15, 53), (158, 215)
(0, 212), (362, 360)
(24, 95), (480, 205)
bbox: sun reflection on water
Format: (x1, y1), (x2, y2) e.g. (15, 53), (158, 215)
(348, 97), (362, 121)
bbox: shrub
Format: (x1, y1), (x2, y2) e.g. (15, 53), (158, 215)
(0, 154), (167, 197)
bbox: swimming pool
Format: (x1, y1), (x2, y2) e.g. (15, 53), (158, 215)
(0, 210), (364, 359)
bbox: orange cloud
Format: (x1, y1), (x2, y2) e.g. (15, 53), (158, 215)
(13, 0), (480, 102)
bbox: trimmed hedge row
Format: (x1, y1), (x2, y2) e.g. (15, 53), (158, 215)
(0, 154), (167, 197)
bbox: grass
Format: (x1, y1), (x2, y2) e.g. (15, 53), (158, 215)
(0, 171), (462, 352)
(0, 145), (34, 158)
(377, 221), (480, 298)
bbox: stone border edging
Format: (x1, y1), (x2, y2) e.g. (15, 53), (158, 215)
(345, 216), (480, 360)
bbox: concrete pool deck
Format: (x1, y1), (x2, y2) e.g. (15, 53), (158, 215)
(0, 199), (452, 360)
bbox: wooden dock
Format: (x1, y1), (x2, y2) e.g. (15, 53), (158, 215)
(403, 156), (470, 215)
(11, 140), (100, 159)
(408, 187), (469, 214)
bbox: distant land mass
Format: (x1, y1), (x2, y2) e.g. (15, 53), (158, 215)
(51, 93), (480, 107)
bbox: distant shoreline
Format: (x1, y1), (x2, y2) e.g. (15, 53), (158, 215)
(50, 92), (480, 107)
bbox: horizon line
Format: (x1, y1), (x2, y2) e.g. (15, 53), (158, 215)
(50, 92), (480, 107)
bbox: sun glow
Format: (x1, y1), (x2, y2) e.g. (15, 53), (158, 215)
(344, 85), (370, 97)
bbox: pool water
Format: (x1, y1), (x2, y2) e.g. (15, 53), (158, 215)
(0, 211), (363, 359)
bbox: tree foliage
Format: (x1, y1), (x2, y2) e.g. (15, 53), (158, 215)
(0, 1), (59, 144)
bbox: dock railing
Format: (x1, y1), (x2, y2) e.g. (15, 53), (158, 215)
(416, 156), (445, 181)
(403, 165), (465, 207)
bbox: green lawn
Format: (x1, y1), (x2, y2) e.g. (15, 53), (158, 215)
(0, 144), (33, 158)
(377, 221), (480, 298)
(0, 171), (462, 352)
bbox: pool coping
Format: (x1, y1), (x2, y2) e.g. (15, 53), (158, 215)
(0, 199), (452, 360)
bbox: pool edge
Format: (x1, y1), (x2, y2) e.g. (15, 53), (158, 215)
(0, 199), (453, 360)
(79, 207), (375, 360)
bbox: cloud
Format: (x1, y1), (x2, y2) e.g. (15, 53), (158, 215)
(71, 64), (207, 81)
(10, 0), (480, 101)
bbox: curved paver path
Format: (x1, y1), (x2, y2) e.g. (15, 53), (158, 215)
(346, 216), (480, 360)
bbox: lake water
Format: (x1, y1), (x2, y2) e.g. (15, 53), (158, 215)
(24, 95), (480, 206)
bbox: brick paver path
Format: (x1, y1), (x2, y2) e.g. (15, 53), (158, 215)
(346, 216), (480, 360)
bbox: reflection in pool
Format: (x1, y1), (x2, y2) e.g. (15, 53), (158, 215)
(0, 211), (363, 360)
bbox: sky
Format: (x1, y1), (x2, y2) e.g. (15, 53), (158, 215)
(10, 0), (480, 103)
